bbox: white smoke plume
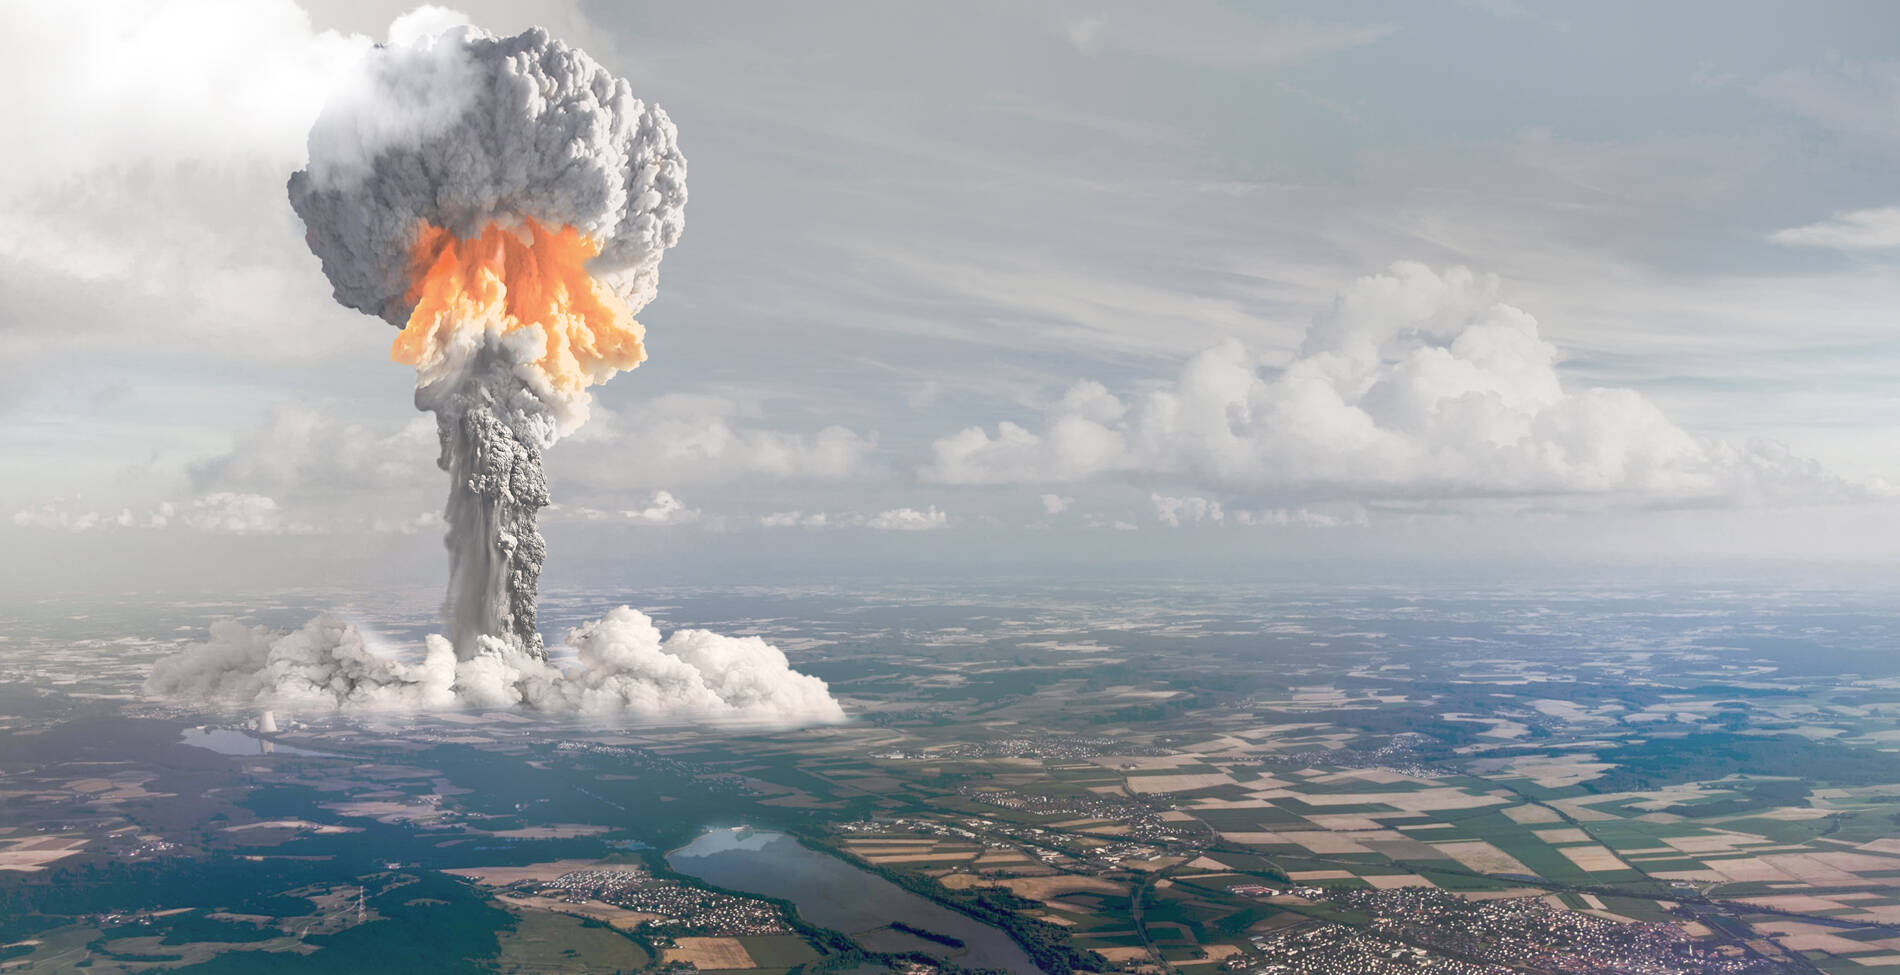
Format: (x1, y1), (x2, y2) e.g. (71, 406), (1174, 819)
(146, 607), (845, 727)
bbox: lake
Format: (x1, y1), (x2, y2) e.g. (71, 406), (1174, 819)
(668, 827), (1043, 974)
(179, 727), (340, 757)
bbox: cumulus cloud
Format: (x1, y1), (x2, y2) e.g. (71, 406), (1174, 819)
(864, 506), (950, 531)
(923, 263), (1871, 507)
(758, 507), (948, 531)
(760, 511), (830, 529)
(1772, 207), (1900, 251)
(622, 490), (700, 526)
(1233, 507), (1366, 528)
(11, 495), (313, 535)
(145, 607), (844, 726)
(11, 502), (139, 533)
(1040, 493), (1075, 514)
(184, 493), (312, 535)
(1152, 494), (1223, 527)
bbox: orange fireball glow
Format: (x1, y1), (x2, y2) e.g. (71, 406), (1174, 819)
(394, 219), (646, 394)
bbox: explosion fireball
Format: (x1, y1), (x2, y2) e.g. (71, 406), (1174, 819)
(397, 219), (650, 395)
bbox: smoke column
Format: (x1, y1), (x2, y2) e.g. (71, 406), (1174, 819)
(287, 24), (685, 658)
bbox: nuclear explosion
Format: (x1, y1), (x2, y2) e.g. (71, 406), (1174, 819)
(144, 21), (842, 724)
(287, 26), (684, 659)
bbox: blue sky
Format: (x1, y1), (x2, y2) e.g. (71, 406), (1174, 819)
(3, 0), (1899, 590)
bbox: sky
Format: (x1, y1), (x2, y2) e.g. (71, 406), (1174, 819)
(3, 0), (1899, 593)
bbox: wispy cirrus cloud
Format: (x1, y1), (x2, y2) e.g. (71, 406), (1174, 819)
(1772, 207), (1900, 251)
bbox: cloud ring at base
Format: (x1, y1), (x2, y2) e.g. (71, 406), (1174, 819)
(145, 606), (846, 728)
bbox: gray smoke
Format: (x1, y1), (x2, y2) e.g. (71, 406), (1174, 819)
(436, 371), (550, 656)
(286, 23), (687, 659)
(288, 24), (686, 330)
(413, 328), (561, 658)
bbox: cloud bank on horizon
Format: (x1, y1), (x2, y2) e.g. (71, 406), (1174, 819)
(924, 263), (1881, 507)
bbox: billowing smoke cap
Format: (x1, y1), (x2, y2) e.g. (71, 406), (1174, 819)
(288, 25), (687, 326)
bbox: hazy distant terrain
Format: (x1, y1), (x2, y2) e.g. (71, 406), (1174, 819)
(5, 582), (1900, 973)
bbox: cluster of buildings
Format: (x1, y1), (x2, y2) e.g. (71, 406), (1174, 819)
(952, 785), (1186, 843)
(928, 735), (1123, 760)
(1248, 922), (1514, 974)
(1268, 733), (1451, 779)
(110, 837), (181, 858)
(533, 866), (791, 936)
(1333, 888), (1780, 974)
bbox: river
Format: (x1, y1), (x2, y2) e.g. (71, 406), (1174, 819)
(668, 827), (1043, 975)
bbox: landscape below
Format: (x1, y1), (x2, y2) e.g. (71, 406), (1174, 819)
(4, 582), (1900, 974)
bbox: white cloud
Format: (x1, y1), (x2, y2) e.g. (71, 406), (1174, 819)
(1152, 494), (1223, 527)
(11, 494), (441, 537)
(564, 492), (701, 527)
(12, 501), (130, 533)
(617, 490), (701, 526)
(760, 511), (830, 529)
(1233, 506), (1366, 528)
(192, 410), (437, 498)
(923, 263), (1872, 507)
(1753, 55), (1900, 153)
(562, 395), (878, 488)
(14, 493), (316, 535)
(1772, 207), (1900, 251)
(761, 506), (948, 531)
(1040, 493), (1075, 514)
(10, 496), (297, 534)
(864, 506), (949, 531)
(184, 492), (313, 535)
(0, 0), (370, 197)
(186, 399), (874, 522)
(0, 1), (393, 385)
